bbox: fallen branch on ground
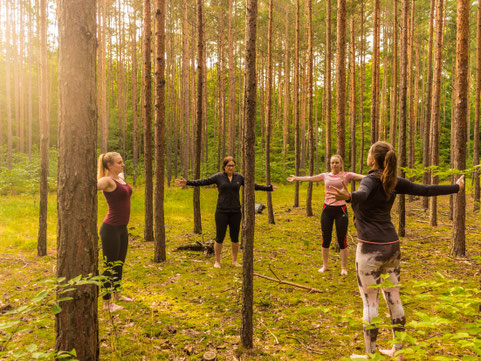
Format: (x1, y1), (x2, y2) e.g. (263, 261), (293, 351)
(253, 273), (323, 293)
(173, 241), (214, 256)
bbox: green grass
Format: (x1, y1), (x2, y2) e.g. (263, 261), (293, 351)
(0, 183), (480, 360)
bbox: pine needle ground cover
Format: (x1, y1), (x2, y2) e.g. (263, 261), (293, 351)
(0, 184), (480, 360)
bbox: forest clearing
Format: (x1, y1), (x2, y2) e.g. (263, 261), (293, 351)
(0, 184), (480, 360)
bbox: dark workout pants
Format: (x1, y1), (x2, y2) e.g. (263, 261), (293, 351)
(215, 211), (242, 244)
(99, 222), (129, 300)
(320, 204), (348, 249)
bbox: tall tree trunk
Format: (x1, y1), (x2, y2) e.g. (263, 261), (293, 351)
(19, 2), (24, 153)
(423, 0), (435, 209)
(100, 0), (108, 154)
(325, 0), (332, 170)
(217, 0), (226, 169)
(282, 2), (290, 168)
(429, 0), (444, 227)
(350, 16), (356, 191)
(6, 0), (12, 169)
(228, 0), (236, 157)
(475, 0), (481, 212)
(306, 0), (314, 216)
(131, 4), (139, 185)
(397, 0), (409, 237)
(182, 0), (190, 178)
(193, 0), (204, 234)
(407, 0), (415, 201)
(294, 0), (300, 207)
(27, 7), (33, 161)
(451, 0), (469, 256)
(359, 1), (365, 174)
(37, 0), (49, 257)
(154, 0), (166, 261)
(143, 0), (154, 243)
(265, 0), (275, 223)
(56, 1), (98, 359)
(391, 0), (398, 149)
(371, 0), (380, 144)
(336, 0), (346, 159)
(240, 0), (257, 349)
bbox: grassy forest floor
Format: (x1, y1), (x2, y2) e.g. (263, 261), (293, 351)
(0, 183), (480, 360)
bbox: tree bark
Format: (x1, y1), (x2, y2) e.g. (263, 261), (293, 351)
(294, 0), (300, 207)
(349, 16), (356, 191)
(182, 0), (190, 178)
(100, 0), (108, 154)
(6, 0), (12, 169)
(143, 0), (154, 243)
(336, 0), (346, 160)
(306, 0), (314, 216)
(423, 0), (435, 209)
(429, 0), (444, 227)
(154, 0), (166, 261)
(131, 3), (139, 185)
(37, 0), (49, 257)
(397, 0), (409, 237)
(282, 2), (290, 168)
(391, 0), (398, 149)
(240, 0), (257, 349)
(265, 0), (275, 223)
(475, 0), (481, 212)
(325, 0), (332, 170)
(228, 0), (236, 158)
(371, 0), (380, 144)
(56, 1), (98, 358)
(193, 0), (204, 234)
(359, 1), (365, 174)
(451, 0), (469, 257)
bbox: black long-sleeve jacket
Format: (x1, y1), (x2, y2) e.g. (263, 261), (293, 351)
(350, 169), (459, 243)
(186, 172), (273, 213)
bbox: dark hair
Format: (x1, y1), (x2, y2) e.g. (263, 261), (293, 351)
(371, 141), (397, 198)
(222, 156), (236, 172)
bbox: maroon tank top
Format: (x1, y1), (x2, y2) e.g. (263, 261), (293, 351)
(102, 178), (132, 226)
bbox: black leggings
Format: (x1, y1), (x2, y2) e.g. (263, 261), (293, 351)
(215, 211), (242, 244)
(320, 204), (348, 249)
(99, 222), (129, 300)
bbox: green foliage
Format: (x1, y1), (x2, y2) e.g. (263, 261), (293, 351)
(0, 149), (58, 195)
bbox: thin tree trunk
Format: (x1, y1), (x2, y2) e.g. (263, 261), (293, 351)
(19, 2), (25, 153)
(37, 0), (49, 257)
(371, 0), (380, 144)
(182, 0), (190, 178)
(294, 0), (300, 207)
(217, 0), (226, 169)
(407, 0), (415, 201)
(397, 0), (409, 237)
(6, 0), (12, 169)
(336, 0), (346, 159)
(451, 0), (469, 257)
(350, 16), (356, 191)
(228, 0), (235, 157)
(131, 4), (139, 185)
(391, 0), (398, 149)
(143, 0), (154, 243)
(240, 0), (257, 349)
(359, 1), (365, 174)
(56, 1), (98, 358)
(193, 0), (204, 234)
(429, 0), (444, 227)
(306, 0), (314, 216)
(325, 0), (332, 170)
(475, 0), (481, 212)
(282, 2), (290, 168)
(265, 0), (275, 223)
(154, 0), (166, 261)
(423, 0), (435, 209)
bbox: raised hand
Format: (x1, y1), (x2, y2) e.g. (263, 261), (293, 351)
(456, 174), (465, 192)
(175, 177), (187, 187)
(286, 175), (296, 182)
(327, 181), (351, 201)
(271, 185), (278, 191)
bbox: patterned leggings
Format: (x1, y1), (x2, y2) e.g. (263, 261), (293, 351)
(355, 241), (406, 354)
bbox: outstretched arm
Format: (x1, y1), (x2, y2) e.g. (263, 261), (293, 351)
(396, 175), (464, 196)
(350, 173), (365, 181)
(176, 174), (219, 187)
(254, 183), (277, 191)
(287, 174), (324, 182)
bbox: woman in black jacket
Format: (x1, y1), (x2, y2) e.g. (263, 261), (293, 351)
(329, 141), (464, 360)
(176, 156), (276, 268)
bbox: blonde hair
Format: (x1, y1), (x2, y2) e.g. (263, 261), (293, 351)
(97, 152), (120, 180)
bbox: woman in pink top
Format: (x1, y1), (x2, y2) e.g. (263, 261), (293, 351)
(287, 155), (364, 275)
(97, 152), (133, 312)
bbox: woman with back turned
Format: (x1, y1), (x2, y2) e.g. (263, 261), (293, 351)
(329, 141), (464, 359)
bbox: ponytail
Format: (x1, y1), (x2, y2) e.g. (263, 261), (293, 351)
(97, 152), (120, 180)
(97, 154), (106, 180)
(371, 141), (398, 199)
(381, 149), (397, 199)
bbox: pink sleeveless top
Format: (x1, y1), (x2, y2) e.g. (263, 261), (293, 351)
(103, 178), (132, 226)
(319, 172), (354, 206)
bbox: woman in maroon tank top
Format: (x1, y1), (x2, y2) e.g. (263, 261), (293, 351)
(97, 152), (133, 312)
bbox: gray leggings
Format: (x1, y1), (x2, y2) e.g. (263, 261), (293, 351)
(355, 241), (406, 354)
